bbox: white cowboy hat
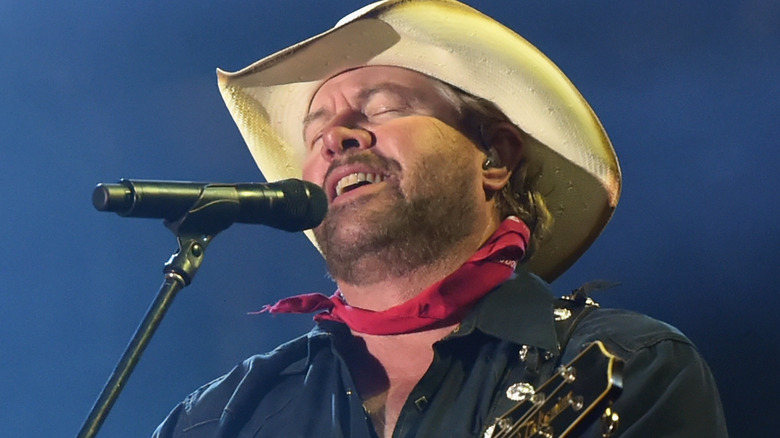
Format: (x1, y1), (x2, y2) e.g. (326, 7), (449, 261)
(216, 0), (621, 282)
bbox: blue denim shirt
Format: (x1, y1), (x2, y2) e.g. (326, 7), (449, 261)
(153, 272), (727, 437)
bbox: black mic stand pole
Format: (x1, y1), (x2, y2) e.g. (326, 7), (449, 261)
(77, 188), (242, 438)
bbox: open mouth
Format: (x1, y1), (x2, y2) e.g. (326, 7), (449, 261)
(335, 172), (386, 197)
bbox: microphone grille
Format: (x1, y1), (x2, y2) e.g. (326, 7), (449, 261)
(273, 179), (328, 231)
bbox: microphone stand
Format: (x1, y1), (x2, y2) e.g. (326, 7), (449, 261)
(77, 188), (242, 438)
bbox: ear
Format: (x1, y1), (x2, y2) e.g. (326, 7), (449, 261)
(480, 121), (524, 193)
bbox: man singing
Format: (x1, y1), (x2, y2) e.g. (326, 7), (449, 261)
(154, 1), (727, 436)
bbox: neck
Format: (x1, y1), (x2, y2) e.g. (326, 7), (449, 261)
(336, 217), (499, 311)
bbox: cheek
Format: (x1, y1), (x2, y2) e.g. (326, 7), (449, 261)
(302, 152), (327, 185)
(388, 119), (483, 190)
(391, 118), (481, 164)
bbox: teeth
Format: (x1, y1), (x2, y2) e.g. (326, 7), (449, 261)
(335, 172), (385, 197)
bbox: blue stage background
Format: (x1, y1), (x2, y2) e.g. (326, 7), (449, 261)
(1, 1), (777, 436)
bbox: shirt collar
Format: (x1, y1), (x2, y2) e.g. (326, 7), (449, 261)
(452, 270), (561, 355)
(297, 270), (561, 375)
(278, 325), (338, 376)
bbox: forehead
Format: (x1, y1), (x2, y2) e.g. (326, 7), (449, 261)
(308, 66), (447, 109)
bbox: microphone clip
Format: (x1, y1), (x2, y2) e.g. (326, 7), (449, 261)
(163, 184), (241, 236)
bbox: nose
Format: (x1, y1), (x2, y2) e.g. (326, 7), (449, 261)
(319, 124), (374, 162)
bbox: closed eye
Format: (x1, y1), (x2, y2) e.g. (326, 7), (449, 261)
(363, 86), (414, 120)
(365, 105), (412, 122)
(308, 134), (323, 151)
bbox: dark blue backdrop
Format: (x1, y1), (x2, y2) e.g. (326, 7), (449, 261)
(1, 1), (777, 436)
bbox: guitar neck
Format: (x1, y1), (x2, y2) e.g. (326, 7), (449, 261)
(485, 341), (623, 438)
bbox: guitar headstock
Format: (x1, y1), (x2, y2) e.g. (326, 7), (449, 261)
(485, 341), (623, 438)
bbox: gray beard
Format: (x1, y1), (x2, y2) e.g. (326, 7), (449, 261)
(314, 153), (480, 286)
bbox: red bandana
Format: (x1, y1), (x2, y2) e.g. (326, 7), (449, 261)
(259, 217), (530, 335)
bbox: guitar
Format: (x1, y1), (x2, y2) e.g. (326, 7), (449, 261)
(484, 341), (624, 438)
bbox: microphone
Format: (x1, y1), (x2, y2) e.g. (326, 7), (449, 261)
(92, 179), (327, 232)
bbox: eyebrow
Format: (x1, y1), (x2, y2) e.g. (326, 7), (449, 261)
(302, 82), (415, 133)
